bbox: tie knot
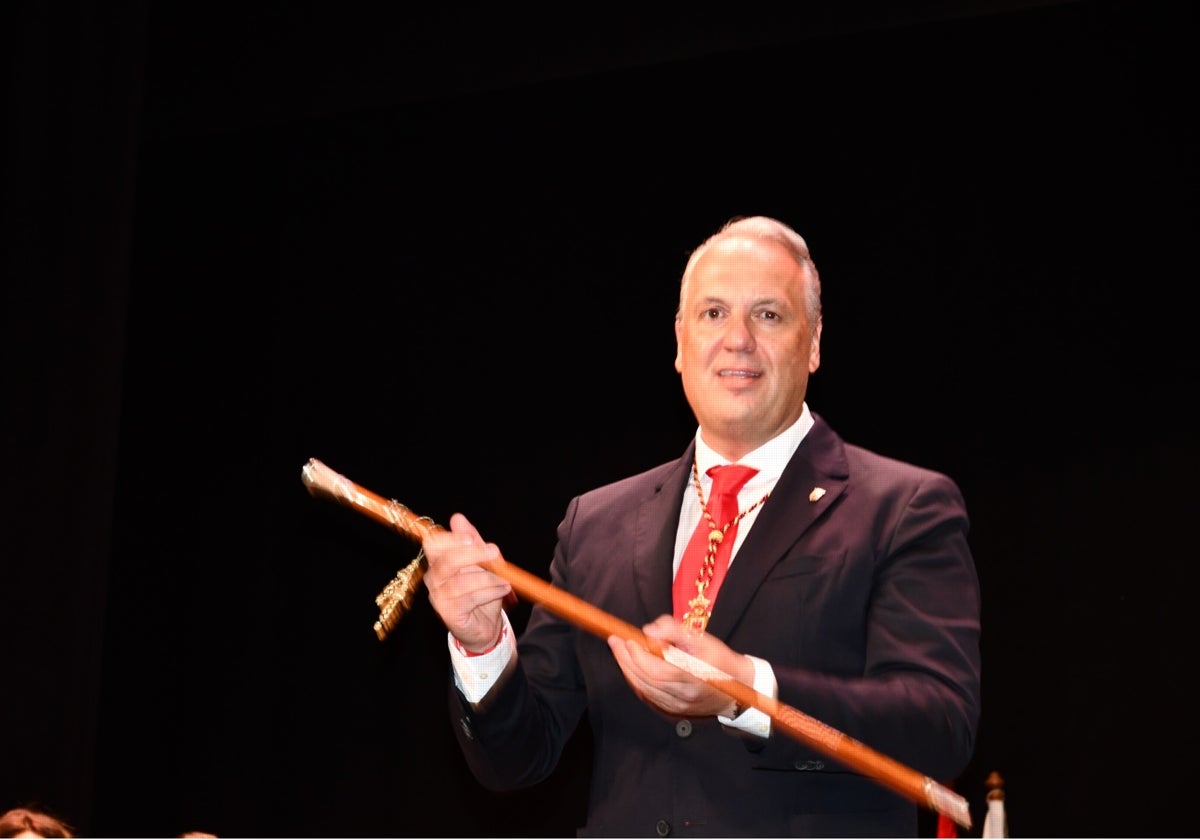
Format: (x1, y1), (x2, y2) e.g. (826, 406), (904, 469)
(706, 464), (758, 499)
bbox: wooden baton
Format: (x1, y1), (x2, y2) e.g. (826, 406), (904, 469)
(300, 457), (971, 830)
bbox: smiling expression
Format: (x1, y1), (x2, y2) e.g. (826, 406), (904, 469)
(674, 234), (822, 462)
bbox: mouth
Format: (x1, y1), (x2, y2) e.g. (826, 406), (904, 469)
(718, 369), (761, 379)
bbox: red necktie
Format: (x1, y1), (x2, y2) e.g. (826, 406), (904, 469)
(673, 464), (759, 630)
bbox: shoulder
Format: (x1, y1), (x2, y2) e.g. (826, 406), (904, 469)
(552, 456), (688, 541)
(844, 442), (948, 480)
(842, 442), (968, 518)
(812, 413), (963, 498)
(575, 458), (684, 507)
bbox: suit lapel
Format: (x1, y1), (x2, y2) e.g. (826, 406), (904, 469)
(705, 417), (850, 639)
(632, 445), (694, 623)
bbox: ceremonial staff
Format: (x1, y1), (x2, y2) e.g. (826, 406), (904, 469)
(300, 457), (972, 830)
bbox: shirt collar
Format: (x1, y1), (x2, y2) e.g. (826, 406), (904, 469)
(693, 403), (814, 482)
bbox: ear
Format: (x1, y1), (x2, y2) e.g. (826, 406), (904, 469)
(808, 317), (822, 373)
(674, 318), (684, 373)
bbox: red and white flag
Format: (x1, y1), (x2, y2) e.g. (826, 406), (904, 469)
(982, 792), (1007, 838)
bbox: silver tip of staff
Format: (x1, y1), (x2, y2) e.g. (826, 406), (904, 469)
(925, 777), (972, 830)
(301, 458), (338, 497)
(301, 458), (318, 487)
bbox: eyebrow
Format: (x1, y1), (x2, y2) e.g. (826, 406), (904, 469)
(696, 295), (789, 309)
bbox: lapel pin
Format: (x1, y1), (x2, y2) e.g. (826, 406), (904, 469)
(809, 487), (826, 502)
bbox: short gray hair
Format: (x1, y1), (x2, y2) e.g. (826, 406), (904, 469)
(677, 216), (822, 330)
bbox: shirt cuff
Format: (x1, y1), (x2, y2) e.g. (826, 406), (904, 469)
(449, 612), (516, 704)
(717, 654), (775, 737)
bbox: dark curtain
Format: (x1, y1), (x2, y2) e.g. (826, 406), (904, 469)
(1, 0), (146, 831)
(3, 1), (1197, 836)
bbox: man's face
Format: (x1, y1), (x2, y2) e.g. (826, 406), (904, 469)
(674, 235), (822, 461)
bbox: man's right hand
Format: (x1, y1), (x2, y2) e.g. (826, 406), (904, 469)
(421, 512), (513, 651)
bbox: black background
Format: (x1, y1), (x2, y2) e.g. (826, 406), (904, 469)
(3, 0), (1197, 836)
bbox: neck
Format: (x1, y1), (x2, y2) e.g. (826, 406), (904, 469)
(698, 431), (759, 464)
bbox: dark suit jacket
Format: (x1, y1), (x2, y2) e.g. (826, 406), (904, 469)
(451, 413), (982, 837)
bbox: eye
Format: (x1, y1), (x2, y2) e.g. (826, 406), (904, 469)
(756, 309), (781, 322)
(702, 307), (723, 320)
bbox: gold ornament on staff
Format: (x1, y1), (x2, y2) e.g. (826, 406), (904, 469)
(300, 457), (431, 639)
(299, 457), (972, 831)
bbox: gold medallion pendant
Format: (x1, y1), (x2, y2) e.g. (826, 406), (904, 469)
(683, 590), (712, 632)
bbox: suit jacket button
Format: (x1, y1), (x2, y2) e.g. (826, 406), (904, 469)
(674, 720), (693, 738)
(656, 819), (671, 836)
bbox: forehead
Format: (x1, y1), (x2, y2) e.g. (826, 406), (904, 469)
(688, 235), (807, 295)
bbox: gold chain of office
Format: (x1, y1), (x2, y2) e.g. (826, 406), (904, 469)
(682, 458), (770, 632)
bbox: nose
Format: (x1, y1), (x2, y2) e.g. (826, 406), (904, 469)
(723, 315), (756, 352)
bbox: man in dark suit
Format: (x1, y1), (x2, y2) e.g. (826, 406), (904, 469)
(421, 216), (981, 837)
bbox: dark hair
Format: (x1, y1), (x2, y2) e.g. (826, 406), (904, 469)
(0, 807), (75, 838)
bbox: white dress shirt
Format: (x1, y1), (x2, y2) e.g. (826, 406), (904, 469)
(448, 404), (817, 739)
